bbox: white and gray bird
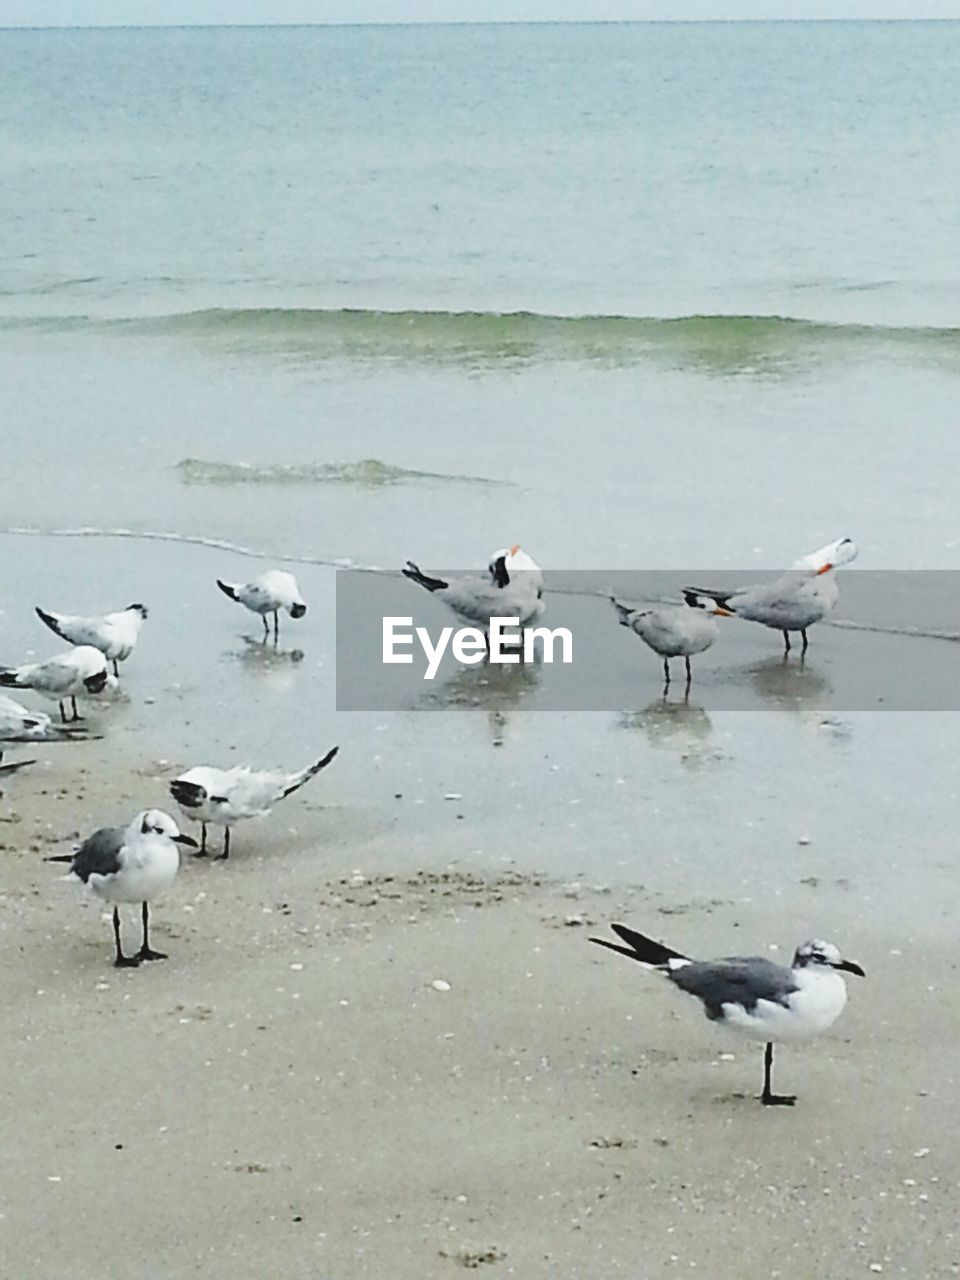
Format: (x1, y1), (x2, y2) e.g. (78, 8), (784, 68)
(46, 809), (197, 967)
(217, 570), (307, 642)
(592, 923), (864, 1106)
(611, 595), (731, 688)
(403, 545), (545, 633)
(169, 746), (339, 859)
(35, 603), (148, 677)
(0, 692), (67, 741)
(0, 645), (115, 723)
(683, 537), (859, 655)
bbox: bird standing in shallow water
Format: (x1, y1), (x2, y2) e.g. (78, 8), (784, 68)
(217, 570), (306, 643)
(591, 923), (864, 1106)
(610, 595), (731, 690)
(47, 809), (197, 967)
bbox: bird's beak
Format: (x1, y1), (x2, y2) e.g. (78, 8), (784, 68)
(173, 833), (199, 848)
(510, 544), (520, 556)
(713, 606), (734, 617)
(835, 958), (865, 977)
(816, 562), (834, 576)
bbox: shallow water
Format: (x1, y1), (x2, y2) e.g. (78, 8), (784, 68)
(2, 23), (959, 946)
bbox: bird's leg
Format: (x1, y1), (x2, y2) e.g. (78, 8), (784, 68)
(663, 658), (671, 689)
(684, 655), (692, 687)
(262, 614), (270, 641)
(58, 700), (67, 724)
(112, 659), (120, 678)
(215, 827), (230, 861)
(137, 901), (167, 962)
(273, 611), (280, 644)
(70, 695), (82, 722)
(800, 629), (809, 656)
(782, 631), (791, 654)
(194, 822), (209, 857)
(112, 906), (140, 968)
(761, 1041), (796, 1107)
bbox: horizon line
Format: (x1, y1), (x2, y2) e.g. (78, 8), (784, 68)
(2, 16), (959, 31)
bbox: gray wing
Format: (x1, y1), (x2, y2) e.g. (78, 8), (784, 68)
(669, 957), (799, 1020)
(71, 826), (126, 883)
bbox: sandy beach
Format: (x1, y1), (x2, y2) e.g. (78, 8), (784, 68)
(2, 728), (959, 1279)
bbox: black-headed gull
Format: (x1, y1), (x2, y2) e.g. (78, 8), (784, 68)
(402, 545), (545, 632)
(169, 746), (339, 859)
(0, 645), (114, 723)
(46, 809), (197, 967)
(591, 923), (864, 1106)
(683, 537), (858, 655)
(217, 570), (306, 641)
(35, 603), (148, 677)
(611, 595), (731, 688)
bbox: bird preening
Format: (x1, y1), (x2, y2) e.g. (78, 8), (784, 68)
(217, 570), (307, 642)
(591, 923), (864, 1106)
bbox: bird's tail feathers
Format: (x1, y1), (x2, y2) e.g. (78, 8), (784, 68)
(35, 607), (67, 640)
(402, 562), (449, 593)
(591, 923), (691, 970)
(283, 746), (339, 798)
(44, 853), (74, 864)
(609, 596), (636, 627)
(216, 579), (240, 602)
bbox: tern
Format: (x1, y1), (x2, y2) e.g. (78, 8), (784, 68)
(683, 537), (858, 655)
(403, 545), (544, 633)
(217, 570), (307, 642)
(169, 746), (339, 859)
(35, 603), (148, 678)
(591, 923), (864, 1106)
(0, 645), (114, 722)
(610, 595), (731, 688)
(46, 809), (197, 967)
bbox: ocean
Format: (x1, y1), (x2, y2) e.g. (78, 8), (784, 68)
(1, 22), (959, 926)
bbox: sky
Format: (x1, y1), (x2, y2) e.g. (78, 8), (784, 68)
(1, 0), (958, 23)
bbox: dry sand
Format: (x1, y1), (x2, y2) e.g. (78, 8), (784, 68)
(2, 748), (959, 1280)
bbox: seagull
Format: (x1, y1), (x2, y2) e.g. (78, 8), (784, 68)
(591, 923), (864, 1106)
(402, 545), (545, 632)
(0, 692), (76, 741)
(46, 809), (197, 967)
(217, 570), (306, 642)
(169, 746), (339, 859)
(610, 595), (731, 688)
(0, 645), (114, 723)
(683, 537), (858, 655)
(35, 603), (148, 678)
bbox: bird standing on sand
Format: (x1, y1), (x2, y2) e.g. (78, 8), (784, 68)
(0, 645), (114, 723)
(683, 536), (858, 656)
(610, 596), (731, 689)
(169, 747), (339, 859)
(403, 545), (545, 633)
(35, 603), (148, 678)
(216, 570), (306, 642)
(46, 809), (197, 967)
(591, 923), (864, 1106)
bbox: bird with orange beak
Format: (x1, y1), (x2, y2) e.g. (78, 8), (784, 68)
(402, 544), (545, 632)
(683, 537), (858, 656)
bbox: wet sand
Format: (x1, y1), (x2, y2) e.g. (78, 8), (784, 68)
(3, 747), (960, 1279)
(2, 533), (960, 1276)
